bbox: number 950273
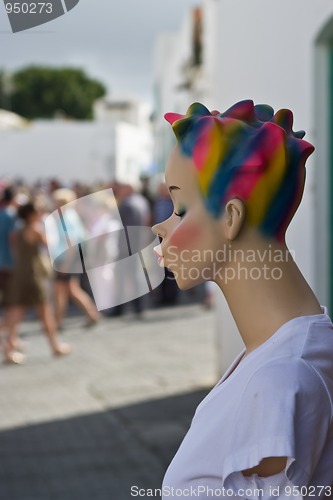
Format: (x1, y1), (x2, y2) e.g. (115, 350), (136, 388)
(5, 3), (53, 14)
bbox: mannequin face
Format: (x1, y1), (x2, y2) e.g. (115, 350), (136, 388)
(152, 147), (233, 290)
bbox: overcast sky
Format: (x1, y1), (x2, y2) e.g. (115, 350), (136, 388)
(0, 0), (199, 103)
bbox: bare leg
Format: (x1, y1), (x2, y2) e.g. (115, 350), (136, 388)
(68, 278), (99, 323)
(35, 303), (71, 356)
(3, 306), (26, 363)
(54, 280), (69, 328)
(0, 307), (23, 351)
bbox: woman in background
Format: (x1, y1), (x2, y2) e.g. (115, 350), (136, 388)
(4, 201), (71, 364)
(52, 188), (100, 329)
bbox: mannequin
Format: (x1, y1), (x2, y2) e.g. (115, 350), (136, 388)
(152, 101), (333, 498)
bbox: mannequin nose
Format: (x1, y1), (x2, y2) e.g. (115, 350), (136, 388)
(152, 222), (166, 239)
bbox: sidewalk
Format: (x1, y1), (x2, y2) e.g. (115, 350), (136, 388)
(0, 304), (217, 500)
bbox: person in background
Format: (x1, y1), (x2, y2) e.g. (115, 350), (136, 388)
(0, 186), (18, 352)
(3, 201), (71, 364)
(0, 188), (31, 352)
(52, 188), (100, 329)
(139, 174), (154, 224)
(107, 183), (150, 318)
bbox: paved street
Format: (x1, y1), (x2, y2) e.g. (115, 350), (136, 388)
(0, 304), (217, 500)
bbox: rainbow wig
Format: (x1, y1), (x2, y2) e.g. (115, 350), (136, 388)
(165, 100), (314, 242)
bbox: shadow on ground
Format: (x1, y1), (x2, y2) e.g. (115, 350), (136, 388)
(0, 389), (210, 500)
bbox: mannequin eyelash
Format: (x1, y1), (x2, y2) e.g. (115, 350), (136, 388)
(174, 209), (186, 218)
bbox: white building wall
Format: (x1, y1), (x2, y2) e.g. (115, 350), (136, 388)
(115, 122), (153, 185)
(94, 96), (151, 130)
(210, 0), (333, 372)
(0, 121), (116, 183)
(0, 119), (152, 184)
(201, 0), (220, 110)
(153, 0), (221, 169)
(153, 33), (179, 171)
(153, 9), (203, 172)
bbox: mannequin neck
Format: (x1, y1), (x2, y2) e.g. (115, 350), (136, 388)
(215, 228), (322, 354)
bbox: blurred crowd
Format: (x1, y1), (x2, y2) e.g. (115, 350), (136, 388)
(0, 175), (195, 365)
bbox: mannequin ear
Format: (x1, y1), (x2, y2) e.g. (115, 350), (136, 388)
(223, 198), (246, 240)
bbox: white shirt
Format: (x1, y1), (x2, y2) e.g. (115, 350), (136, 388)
(162, 307), (333, 499)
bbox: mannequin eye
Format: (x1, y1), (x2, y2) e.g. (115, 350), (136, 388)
(174, 208), (186, 218)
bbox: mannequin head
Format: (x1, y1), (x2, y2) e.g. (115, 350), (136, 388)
(152, 100), (314, 290)
(165, 100), (314, 241)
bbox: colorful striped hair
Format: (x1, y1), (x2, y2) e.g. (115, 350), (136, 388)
(165, 100), (314, 242)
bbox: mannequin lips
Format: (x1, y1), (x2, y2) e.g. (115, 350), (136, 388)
(153, 245), (165, 267)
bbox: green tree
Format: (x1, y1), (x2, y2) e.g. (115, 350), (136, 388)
(9, 66), (106, 120)
(0, 71), (14, 110)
